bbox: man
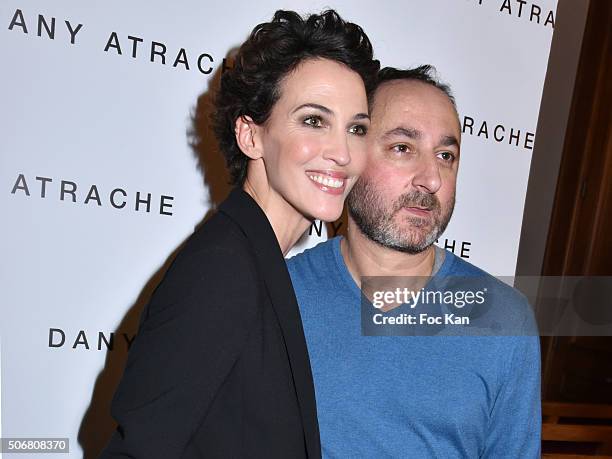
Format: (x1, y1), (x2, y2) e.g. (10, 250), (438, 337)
(287, 66), (541, 457)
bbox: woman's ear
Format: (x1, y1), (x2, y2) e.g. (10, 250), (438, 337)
(234, 115), (262, 160)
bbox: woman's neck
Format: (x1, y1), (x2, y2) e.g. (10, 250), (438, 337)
(242, 178), (311, 255)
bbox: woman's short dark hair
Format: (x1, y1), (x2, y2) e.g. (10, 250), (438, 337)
(213, 9), (380, 186)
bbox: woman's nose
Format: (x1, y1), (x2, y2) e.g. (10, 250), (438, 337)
(322, 131), (351, 166)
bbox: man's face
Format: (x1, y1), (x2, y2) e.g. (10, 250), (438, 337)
(347, 80), (461, 254)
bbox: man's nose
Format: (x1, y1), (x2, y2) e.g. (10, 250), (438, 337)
(322, 130), (351, 166)
(412, 155), (441, 194)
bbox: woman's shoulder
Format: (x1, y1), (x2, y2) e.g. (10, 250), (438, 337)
(185, 210), (251, 256)
(143, 211), (261, 322)
(163, 212), (258, 293)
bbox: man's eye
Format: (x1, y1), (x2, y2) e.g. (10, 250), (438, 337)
(438, 151), (455, 162)
(349, 124), (368, 136)
(392, 144), (409, 154)
(303, 115), (324, 128)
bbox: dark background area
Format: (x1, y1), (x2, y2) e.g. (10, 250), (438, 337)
(532, 0), (612, 456)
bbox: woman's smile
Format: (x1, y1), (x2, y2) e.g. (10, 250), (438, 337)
(306, 170), (348, 195)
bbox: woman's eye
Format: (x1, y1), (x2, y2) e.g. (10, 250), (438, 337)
(348, 124), (368, 136)
(303, 115), (324, 128)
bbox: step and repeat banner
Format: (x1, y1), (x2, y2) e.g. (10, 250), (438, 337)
(1, 0), (557, 457)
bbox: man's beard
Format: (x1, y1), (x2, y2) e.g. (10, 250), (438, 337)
(347, 177), (455, 254)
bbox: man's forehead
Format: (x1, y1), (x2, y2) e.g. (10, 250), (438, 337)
(373, 80), (450, 115)
(370, 80), (460, 135)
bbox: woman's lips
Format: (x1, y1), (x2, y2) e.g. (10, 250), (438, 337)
(306, 171), (347, 195)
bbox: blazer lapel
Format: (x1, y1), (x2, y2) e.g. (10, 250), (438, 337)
(218, 188), (321, 459)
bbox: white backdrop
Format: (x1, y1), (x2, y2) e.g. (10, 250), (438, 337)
(1, 0), (557, 457)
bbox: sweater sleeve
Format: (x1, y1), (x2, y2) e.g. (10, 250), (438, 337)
(480, 326), (541, 458)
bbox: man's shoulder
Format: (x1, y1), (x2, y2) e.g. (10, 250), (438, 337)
(442, 250), (491, 277)
(287, 237), (338, 274)
(443, 251), (520, 297)
(440, 251), (536, 334)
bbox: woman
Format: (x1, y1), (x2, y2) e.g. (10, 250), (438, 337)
(100, 9), (379, 459)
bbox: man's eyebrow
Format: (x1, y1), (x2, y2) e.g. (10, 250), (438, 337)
(439, 135), (460, 148)
(292, 103), (333, 115)
(382, 126), (422, 140)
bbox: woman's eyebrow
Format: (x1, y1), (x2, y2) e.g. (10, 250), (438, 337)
(291, 103), (332, 115)
(353, 113), (370, 121)
(292, 103), (369, 121)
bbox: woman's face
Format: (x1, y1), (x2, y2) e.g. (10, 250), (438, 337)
(255, 58), (369, 223)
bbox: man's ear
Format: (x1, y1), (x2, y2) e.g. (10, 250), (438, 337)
(234, 115), (262, 160)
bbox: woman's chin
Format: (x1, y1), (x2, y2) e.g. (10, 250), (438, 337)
(309, 205), (343, 223)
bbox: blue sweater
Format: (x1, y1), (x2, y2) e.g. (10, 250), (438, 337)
(287, 237), (541, 458)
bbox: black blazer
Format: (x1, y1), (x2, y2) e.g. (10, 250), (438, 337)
(100, 188), (321, 459)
